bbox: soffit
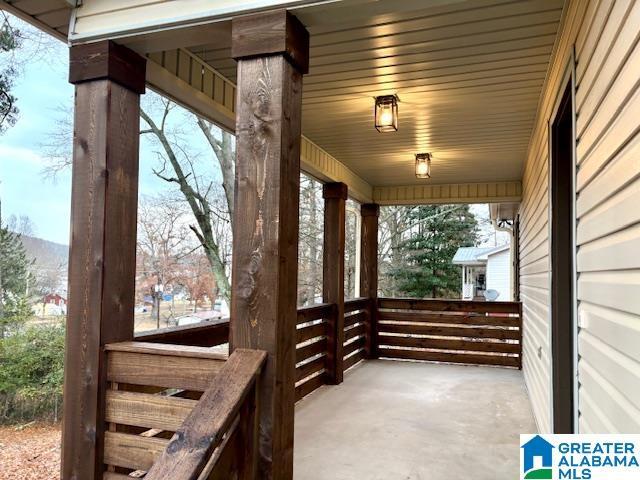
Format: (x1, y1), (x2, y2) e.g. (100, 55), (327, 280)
(193, 0), (565, 187)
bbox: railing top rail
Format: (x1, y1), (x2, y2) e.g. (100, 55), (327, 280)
(345, 296), (369, 303)
(135, 318), (230, 347)
(378, 297), (521, 314)
(143, 348), (267, 480)
(105, 341), (229, 360)
(297, 302), (334, 324)
(344, 297), (370, 313)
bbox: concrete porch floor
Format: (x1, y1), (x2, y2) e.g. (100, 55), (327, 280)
(294, 359), (535, 480)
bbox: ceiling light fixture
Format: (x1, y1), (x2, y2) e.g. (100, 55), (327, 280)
(415, 153), (432, 179)
(374, 94), (398, 132)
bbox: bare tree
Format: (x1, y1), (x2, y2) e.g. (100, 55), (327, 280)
(1, 12), (63, 133)
(179, 252), (216, 313)
(297, 175), (323, 306)
(344, 199), (360, 299)
(41, 92), (236, 303)
(136, 194), (193, 326)
(139, 97), (234, 302)
(196, 118), (235, 224)
(6, 214), (35, 236)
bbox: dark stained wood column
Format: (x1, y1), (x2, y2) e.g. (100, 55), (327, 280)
(360, 204), (380, 359)
(62, 41), (146, 480)
(322, 182), (347, 384)
(230, 9), (309, 480)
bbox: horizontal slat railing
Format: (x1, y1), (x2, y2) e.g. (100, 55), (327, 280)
(144, 348), (266, 480)
(377, 298), (522, 369)
(297, 303), (334, 324)
(344, 297), (370, 313)
(343, 297), (369, 372)
(295, 302), (333, 401)
(102, 342), (229, 477)
(379, 298), (520, 314)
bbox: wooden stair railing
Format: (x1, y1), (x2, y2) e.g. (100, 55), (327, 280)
(101, 342), (265, 479)
(144, 348), (266, 480)
(102, 342), (227, 478)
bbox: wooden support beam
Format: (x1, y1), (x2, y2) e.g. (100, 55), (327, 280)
(62, 40), (146, 480)
(230, 9), (309, 480)
(322, 182), (347, 384)
(360, 204), (380, 359)
(231, 9), (309, 74)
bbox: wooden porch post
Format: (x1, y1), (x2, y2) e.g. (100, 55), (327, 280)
(360, 204), (380, 359)
(230, 10), (309, 480)
(322, 182), (347, 384)
(62, 41), (145, 480)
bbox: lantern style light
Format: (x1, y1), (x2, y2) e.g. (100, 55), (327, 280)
(415, 153), (431, 179)
(374, 94), (398, 132)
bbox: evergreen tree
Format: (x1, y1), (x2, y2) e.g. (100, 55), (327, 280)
(0, 14), (21, 133)
(390, 205), (478, 298)
(0, 201), (34, 336)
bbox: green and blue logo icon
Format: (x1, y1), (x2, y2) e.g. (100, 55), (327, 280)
(520, 433), (640, 479)
(521, 435), (554, 479)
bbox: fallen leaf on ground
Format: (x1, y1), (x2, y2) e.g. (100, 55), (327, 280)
(0, 423), (60, 480)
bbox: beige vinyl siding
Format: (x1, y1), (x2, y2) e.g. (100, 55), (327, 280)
(574, 0), (640, 433)
(520, 0), (640, 432)
(518, 0), (588, 433)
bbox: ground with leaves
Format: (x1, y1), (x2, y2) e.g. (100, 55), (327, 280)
(0, 423), (60, 479)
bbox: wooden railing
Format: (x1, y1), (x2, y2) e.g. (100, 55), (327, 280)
(145, 349), (266, 480)
(125, 295), (521, 425)
(135, 318), (229, 347)
(294, 298), (373, 401)
(101, 342), (265, 479)
(343, 298), (369, 371)
(102, 342), (227, 477)
(377, 298), (523, 368)
(101, 298), (523, 477)
(295, 303), (332, 401)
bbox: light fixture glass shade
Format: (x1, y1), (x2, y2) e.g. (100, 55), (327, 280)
(415, 153), (431, 179)
(375, 95), (398, 132)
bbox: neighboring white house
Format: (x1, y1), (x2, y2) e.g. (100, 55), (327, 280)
(452, 244), (512, 301)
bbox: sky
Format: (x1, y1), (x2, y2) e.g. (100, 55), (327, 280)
(0, 28), (73, 244)
(0, 16), (217, 245)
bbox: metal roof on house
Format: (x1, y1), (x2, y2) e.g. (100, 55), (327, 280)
(451, 247), (494, 265)
(476, 243), (511, 260)
(453, 244), (510, 265)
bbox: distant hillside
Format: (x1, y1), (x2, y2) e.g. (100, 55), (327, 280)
(20, 235), (69, 264)
(19, 234), (69, 296)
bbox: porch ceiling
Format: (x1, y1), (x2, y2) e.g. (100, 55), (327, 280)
(192, 0), (565, 187)
(1, 0), (71, 40)
(5, 0), (565, 195)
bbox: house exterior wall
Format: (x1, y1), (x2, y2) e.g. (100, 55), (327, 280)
(520, 0), (640, 433)
(486, 249), (512, 301)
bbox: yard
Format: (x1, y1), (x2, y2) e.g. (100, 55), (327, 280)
(0, 423), (60, 479)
